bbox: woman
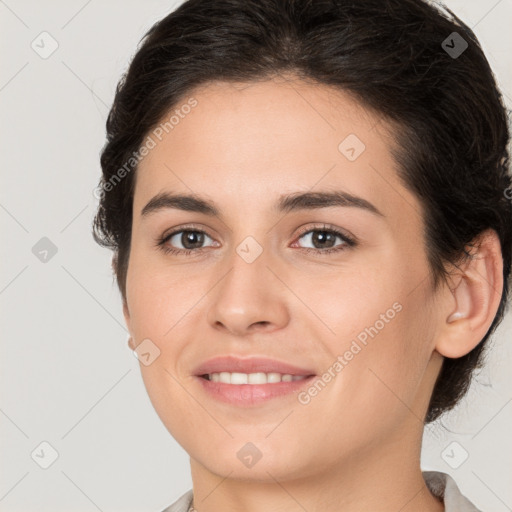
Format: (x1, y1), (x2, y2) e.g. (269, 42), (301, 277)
(93, 0), (511, 510)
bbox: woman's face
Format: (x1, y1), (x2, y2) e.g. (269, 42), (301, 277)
(124, 77), (445, 482)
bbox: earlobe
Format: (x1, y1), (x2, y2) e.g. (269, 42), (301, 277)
(435, 229), (503, 359)
(127, 336), (136, 350)
(123, 300), (134, 349)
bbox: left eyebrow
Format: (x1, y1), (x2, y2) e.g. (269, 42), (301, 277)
(140, 189), (384, 219)
(275, 190), (384, 217)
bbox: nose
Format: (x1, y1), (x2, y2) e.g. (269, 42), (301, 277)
(206, 249), (290, 337)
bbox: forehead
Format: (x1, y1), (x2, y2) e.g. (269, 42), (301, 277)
(133, 77), (419, 225)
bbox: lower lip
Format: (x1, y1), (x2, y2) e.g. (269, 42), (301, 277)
(194, 375), (316, 406)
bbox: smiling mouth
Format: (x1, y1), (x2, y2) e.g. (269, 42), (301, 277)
(199, 372), (315, 384)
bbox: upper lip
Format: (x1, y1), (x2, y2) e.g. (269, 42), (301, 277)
(193, 356), (316, 377)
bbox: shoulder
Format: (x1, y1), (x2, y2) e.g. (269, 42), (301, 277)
(158, 488), (193, 512)
(422, 470), (482, 512)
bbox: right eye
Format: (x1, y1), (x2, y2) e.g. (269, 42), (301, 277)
(156, 226), (219, 255)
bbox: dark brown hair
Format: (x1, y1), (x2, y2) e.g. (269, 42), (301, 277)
(93, 0), (512, 423)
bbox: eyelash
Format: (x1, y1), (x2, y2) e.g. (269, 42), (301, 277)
(155, 223), (357, 257)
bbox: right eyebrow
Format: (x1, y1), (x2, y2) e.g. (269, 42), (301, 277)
(141, 192), (219, 218)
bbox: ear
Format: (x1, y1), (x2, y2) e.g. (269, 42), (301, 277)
(123, 299), (130, 326)
(435, 228), (503, 359)
(123, 299), (136, 350)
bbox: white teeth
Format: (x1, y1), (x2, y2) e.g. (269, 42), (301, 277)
(229, 372), (247, 384)
(206, 372), (308, 384)
(248, 372), (267, 384)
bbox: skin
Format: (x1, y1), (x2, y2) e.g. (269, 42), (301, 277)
(122, 75), (503, 512)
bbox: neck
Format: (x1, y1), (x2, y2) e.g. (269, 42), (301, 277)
(188, 420), (444, 512)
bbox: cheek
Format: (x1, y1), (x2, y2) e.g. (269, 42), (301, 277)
(125, 248), (205, 341)
(309, 263), (434, 408)
(294, 263), (397, 340)
(125, 255), (201, 437)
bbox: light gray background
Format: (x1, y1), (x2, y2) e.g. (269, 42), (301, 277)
(1, 1), (511, 511)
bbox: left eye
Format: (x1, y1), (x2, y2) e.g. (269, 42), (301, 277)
(294, 229), (353, 251)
